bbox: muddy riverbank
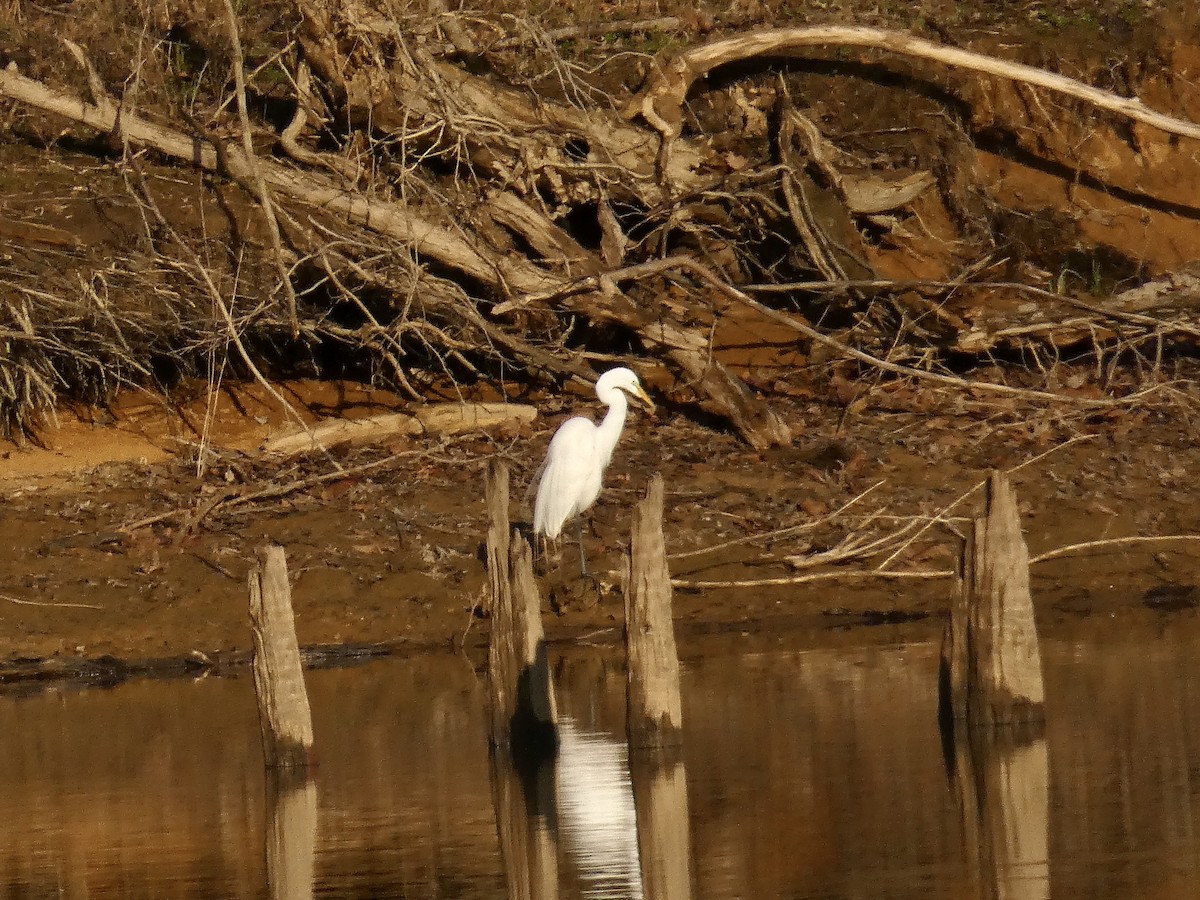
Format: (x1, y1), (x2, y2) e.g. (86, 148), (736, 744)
(0, 377), (1196, 684)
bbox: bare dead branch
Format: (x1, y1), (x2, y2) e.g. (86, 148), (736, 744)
(631, 25), (1200, 145)
(225, 0), (302, 335)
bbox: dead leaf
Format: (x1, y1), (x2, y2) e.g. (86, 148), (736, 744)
(800, 497), (829, 517)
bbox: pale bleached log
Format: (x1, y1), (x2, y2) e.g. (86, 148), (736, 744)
(261, 402), (536, 455)
(625, 473), (684, 748)
(248, 545), (315, 769)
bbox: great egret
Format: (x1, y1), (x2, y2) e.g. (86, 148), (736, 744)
(533, 367), (655, 576)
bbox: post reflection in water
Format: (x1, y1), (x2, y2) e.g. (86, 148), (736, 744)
(946, 722), (1050, 900)
(0, 624), (1199, 896)
(629, 745), (693, 900)
(265, 770), (318, 900)
(490, 742), (559, 900)
(490, 690), (694, 899)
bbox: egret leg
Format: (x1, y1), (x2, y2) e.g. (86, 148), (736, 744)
(577, 517), (590, 579)
(541, 535), (561, 575)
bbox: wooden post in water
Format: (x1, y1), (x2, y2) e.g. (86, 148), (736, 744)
(939, 471), (1045, 728)
(486, 460), (558, 751)
(248, 545), (315, 769)
(625, 473), (684, 749)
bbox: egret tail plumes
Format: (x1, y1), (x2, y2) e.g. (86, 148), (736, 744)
(532, 367), (654, 573)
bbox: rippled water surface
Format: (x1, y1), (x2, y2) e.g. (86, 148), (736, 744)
(2, 619), (1200, 898)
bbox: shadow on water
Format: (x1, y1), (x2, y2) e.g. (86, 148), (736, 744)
(2, 621), (1200, 896)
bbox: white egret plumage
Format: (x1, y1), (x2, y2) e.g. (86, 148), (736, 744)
(532, 367), (655, 575)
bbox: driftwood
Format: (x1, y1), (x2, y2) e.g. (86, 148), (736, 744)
(940, 471), (1045, 729)
(261, 402), (537, 456)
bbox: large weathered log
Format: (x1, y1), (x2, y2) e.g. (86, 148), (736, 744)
(261, 402), (537, 456)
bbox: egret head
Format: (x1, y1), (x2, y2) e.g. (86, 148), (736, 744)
(595, 367), (655, 412)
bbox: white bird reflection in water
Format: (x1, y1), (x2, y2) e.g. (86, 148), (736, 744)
(555, 717), (644, 900)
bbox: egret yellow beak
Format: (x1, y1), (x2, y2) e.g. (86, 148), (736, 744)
(632, 384), (656, 413)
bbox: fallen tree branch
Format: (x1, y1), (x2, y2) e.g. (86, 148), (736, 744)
(1030, 535), (1200, 565)
(672, 568), (952, 590)
(518, 255), (1162, 408)
(0, 61), (538, 290)
(222, 0), (300, 334)
(631, 25), (1200, 147)
(0, 59), (790, 448)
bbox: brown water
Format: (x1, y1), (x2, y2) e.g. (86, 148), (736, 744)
(0, 620), (1198, 898)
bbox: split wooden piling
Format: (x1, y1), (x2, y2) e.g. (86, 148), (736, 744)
(939, 471), (1045, 728)
(625, 473), (684, 749)
(485, 460), (558, 751)
(248, 545), (315, 769)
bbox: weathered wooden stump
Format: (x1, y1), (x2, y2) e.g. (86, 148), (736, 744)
(625, 473), (684, 749)
(248, 545), (315, 769)
(939, 471), (1045, 729)
(485, 460), (558, 752)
